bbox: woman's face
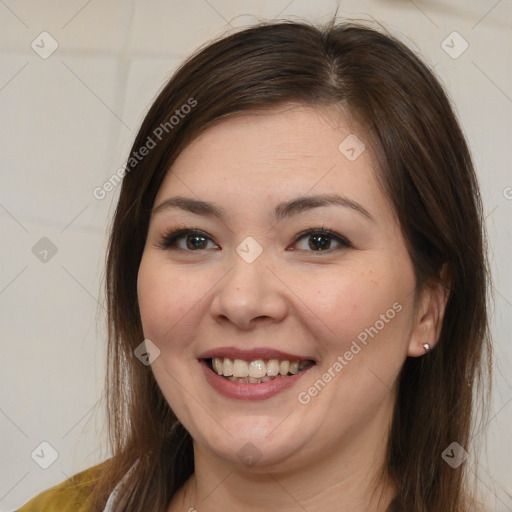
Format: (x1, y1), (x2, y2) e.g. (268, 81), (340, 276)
(137, 104), (427, 471)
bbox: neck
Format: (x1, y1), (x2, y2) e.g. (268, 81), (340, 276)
(189, 454), (395, 512)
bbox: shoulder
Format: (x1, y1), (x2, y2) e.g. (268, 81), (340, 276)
(16, 462), (106, 512)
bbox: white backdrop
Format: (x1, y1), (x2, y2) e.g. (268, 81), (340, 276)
(1, 1), (511, 510)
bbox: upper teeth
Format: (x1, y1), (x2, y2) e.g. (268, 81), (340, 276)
(212, 357), (308, 378)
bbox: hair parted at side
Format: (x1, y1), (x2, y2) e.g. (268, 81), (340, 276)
(91, 18), (492, 512)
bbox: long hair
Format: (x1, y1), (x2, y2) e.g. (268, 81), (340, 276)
(91, 19), (492, 511)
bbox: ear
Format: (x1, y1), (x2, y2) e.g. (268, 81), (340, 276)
(407, 265), (450, 357)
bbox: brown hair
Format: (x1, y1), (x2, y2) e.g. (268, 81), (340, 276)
(92, 19), (492, 512)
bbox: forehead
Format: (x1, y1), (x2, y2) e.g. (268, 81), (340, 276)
(154, 104), (394, 226)
(171, 104), (365, 174)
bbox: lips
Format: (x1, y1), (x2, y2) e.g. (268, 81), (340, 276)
(198, 347), (316, 400)
(198, 347), (316, 362)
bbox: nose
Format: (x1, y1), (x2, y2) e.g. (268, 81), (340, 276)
(209, 249), (288, 330)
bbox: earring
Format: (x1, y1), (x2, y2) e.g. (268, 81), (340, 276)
(422, 343), (431, 353)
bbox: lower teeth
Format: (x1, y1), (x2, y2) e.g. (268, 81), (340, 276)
(223, 373), (295, 384)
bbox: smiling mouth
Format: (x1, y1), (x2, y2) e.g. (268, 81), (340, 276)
(205, 357), (316, 384)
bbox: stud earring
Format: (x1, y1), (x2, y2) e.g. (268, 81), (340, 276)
(422, 343), (431, 353)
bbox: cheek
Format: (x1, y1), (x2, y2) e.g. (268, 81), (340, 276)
(306, 263), (413, 368)
(301, 271), (412, 413)
(309, 268), (391, 337)
(137, 254), (208, 345)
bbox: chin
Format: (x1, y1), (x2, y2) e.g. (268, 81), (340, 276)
(190, 414), (314, 470)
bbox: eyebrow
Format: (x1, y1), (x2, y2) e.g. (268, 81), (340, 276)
(152, 193), (373, 221)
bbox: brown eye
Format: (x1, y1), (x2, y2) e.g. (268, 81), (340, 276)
(184, 234), (209, 250)
(158, 229), (219, 251)
(292, 228), (351, 252)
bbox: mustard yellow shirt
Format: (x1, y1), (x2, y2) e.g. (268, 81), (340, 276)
(16, 463), (105, 512)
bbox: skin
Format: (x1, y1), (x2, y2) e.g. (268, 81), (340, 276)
(136, 104), (447, 511)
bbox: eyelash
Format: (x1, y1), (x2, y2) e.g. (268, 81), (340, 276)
(156, 224), (352, 253)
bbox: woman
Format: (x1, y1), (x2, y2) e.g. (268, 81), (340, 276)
(18, 19), (492, 512)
